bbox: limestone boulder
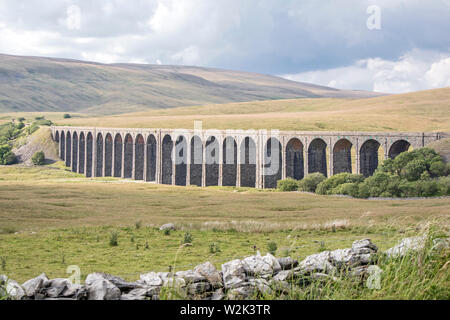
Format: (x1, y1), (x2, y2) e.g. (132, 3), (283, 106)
(241, 253), (281, 278)
(160, 223), (176, 231)
(139, 272), (163, 287)
(297, 251), (336, 275)
(194, 262), (223, 288)
(222, 259), (246, 289)
(85, 273), (136, 292)
(22, 273), (48, 298)
(87, 278), (121, 300)
(385, 235), (427, 258)
(277, 257), (299, 270)
(175, 270), (206, 284)
(0, 275), (25, 300)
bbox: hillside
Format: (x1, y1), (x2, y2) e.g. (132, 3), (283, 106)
(0, 54), (382, 115)
(58, 87), (450, 132)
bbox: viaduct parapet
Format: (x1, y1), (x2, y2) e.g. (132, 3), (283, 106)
(51, 126), (449, 189)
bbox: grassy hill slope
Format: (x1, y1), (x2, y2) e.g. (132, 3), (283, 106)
(57, 87), (450, 132)
(0, 54), (381, 115)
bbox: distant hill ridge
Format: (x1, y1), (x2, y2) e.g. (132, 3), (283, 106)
(0, 54), (383, 115)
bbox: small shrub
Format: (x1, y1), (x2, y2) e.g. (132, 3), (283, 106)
(63, 114), (72, 119)
(183, 231), (193, 244)
(277, 178), (299, 192)
(267, 241), (277, 255)
(109, 231), (119, 247)
(298, 173), (327, 193)
(438, 176), (450, 196)
(0, 145), (16, 165)
(17, 117), (25, 122)
(209, 242), (221, 254)
(135, 220), (142, 230)
(130, 234), (135, 243)
(34, 116), (45, 121)
(164, 229), (171, 236)
(316, 173), (364, 195)
(1, 256), (6, 271)
(145, 241), (149, 250)
(32, 151), (45, 166)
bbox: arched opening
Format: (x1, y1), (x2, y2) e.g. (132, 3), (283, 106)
(162, 135), (173, 185)
(146, 135), (157, 182)
(264, 137), (282, 188)
(60, 131), (65, 160)
(55, 131), (59, 143)
(223, 136), (237, 186)
(308, 138), (327, 177)
(72, 132), (78, 173)
(135, 134), (145, 180)
(190, 136), (203, 187)
(86, 133), (93, 178)
(206, 136), (219, 186)
(96, 133), (104, 177)
(65, 132), (71, 168)
(389, 140), (412, 159)
(175, 135), (187, 186)
(104, 134), (113, 177)
(360, 139), (381, 177)
(333, 139), (353, 174)
(114, 134), (123, 178)
(124, 134), (133, 179)
(286, 138), (304, 180)
(240, 137), (256, 188)
(79, 133), (85, 174)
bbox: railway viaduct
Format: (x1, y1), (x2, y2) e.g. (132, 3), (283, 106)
(51, 126), (449, 189)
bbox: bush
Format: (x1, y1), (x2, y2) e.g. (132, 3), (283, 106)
(0, 145), (16, 165)
(277, 178), (299, 192)
(298, 173), (326, 193)
(32, 151), (45, 165)
(63, 114), (71, 119)
(331, 182), (360, 197)
(109, 231), (119, 247)
(267, 241), (277, 255)
(183, 231), (193, 244)
(209, 242), (221, 254)
(316, 173), (364, 195)
(17, 117), (25, 122)
(438, 176), (450, 196)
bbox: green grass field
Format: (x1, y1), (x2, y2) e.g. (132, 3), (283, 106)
(0, 164), (448, 285)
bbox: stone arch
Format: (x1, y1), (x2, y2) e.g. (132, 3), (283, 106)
(114, 134), (123, 178)
(240, 137), (256, 188)
(389, 140), (411, 159)
(175, 135), (187, 186)
(60, 131), (65, 160)
(65, 132), (71, 168)
(104, 134), (113, 177)
(308, 138), (327, 177)
(146, 135), (157, 182)
(162, 135), (173, 185)
(79, 132), (85, 174)
(360, 139), (381, 177)
(190, 136), (203, 187)
(124, 134), (133, 179)
(72, 132), (78, 173)
(286, 138), (304, 180)
(86, 132), (93, 178)
(222, 136), (237, 186)
(55, 131), (60, 143)
(333, 139), (353, 174)
(96, 133), (104, 177)
(264, 137), (282, 188)
(206, 136), (220, 186)
(135, 134), (145, 180)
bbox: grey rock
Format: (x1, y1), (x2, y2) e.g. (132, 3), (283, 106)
(22, 273), (48, 297)
(227, 283), (256, 300)
(139, 272), (163, 286)
(43, 278), (85, 299)
(163, 276), (186, 288)
(194, 262), (223, 288)
(272, 270), (294, 282)
(87, 279), (121, 300)
(385, 235), (427, 258)
(85, 273), (136, 292)
(222, 259), (246, 289)
(211, 288), (225, 300)
(241, 253), (281, 278)
(298, 251), (336, 275)
(175, 270), (206, 284)
(277, 257), (299, 270)
(120, 287), (159, 300)
(248, 278), (272, 295)
(160, 223), (176, 231)
(186, 281), (211, 296)
(0, 275), (25, 300)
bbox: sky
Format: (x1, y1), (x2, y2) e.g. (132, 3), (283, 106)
(0, 0), (449, 93)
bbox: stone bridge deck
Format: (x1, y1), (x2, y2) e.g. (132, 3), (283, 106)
(51, 126), (450, 188)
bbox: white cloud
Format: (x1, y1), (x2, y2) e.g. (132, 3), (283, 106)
(281, 50), (450, 93)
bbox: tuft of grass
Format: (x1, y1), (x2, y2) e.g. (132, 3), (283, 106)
(135, 221), (142, 230)
(267, 241), (278, 255)
(109, 231), (119, 247)
(209, 242), (221, 254)
(1, 256), (6, 271)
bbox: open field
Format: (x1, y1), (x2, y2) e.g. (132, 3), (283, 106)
(52, 87), (450, 132)
(0, 164), (449, 283)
